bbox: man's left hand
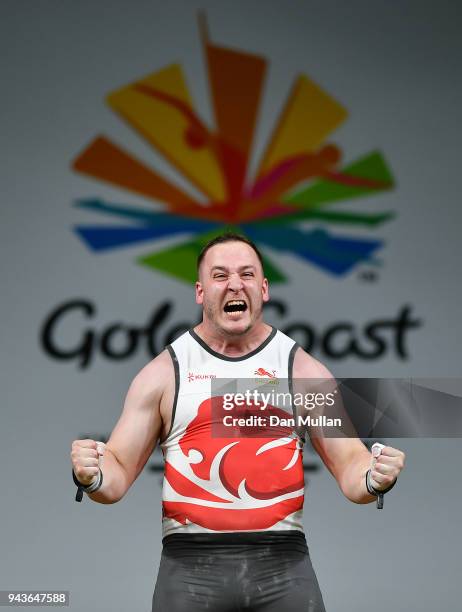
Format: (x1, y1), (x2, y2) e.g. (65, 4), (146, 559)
(370, 445), (406, 491)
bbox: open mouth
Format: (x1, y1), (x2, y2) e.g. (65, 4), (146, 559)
(223, 300), (248, 314)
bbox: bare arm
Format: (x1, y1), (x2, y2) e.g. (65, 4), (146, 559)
(71, 350), (173, 504)
(311, 436), (376, 504)
(293, 347), (404, 504)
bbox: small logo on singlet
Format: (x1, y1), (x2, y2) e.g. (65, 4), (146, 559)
(188, 372), (217, 382)
(254, 368), (279, 385)
(254, 368), (277, 379)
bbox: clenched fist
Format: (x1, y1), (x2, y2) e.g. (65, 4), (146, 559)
(370, 443), (405, 490)
(71, 439), (106, 486)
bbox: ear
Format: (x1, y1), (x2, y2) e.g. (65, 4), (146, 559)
(262, 277), (269, 303)
(195, 280), (203, 305)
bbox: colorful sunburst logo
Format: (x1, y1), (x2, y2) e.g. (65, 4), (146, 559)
(72, 16), (395, 284)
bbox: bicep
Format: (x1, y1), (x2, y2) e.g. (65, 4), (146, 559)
(292, 347), (369, 480)
(105, 354), (170, 484)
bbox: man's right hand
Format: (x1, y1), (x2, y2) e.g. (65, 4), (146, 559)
(71, 439), (105, 486)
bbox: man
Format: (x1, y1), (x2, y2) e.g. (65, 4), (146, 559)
(71, 233), (405, 611)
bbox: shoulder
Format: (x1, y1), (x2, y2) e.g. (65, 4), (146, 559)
(127, 349), (174, 399)
(292, 345), (335, 380)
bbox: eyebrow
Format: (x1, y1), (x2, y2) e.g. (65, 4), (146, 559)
(210, 265), (256, 272)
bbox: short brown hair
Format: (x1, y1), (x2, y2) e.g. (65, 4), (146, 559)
(197, 232), (264, 273)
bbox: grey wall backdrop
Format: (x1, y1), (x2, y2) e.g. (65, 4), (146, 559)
(1, 1), (461, 611)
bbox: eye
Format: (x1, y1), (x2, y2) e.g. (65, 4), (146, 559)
(242, 271), (254, 277)
(214, 273), (226, 279)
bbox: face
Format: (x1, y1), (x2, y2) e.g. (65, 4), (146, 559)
(196, 242), (269, 336)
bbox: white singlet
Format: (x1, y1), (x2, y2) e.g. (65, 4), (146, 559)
(160, 327), (306, 538)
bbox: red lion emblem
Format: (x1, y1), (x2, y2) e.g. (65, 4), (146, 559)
(254, 367), (276, 378)
(163, 397), (304, 530)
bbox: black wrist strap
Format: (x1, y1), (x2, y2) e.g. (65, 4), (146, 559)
(366, 469), (396, 509)
(72, 470), (85, 502)
(72, 469), (103, 502)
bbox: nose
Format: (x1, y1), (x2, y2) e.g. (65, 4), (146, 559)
(228, 272), (244, 292)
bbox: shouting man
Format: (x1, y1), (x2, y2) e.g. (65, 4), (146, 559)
(71, 232), (405, 611)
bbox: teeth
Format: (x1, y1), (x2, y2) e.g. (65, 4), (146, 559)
(224, 299), (247, 314)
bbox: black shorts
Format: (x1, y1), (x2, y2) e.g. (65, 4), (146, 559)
(152, 531), (326, 612)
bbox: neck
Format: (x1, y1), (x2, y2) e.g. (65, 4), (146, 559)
(193, 320), (273, 357)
